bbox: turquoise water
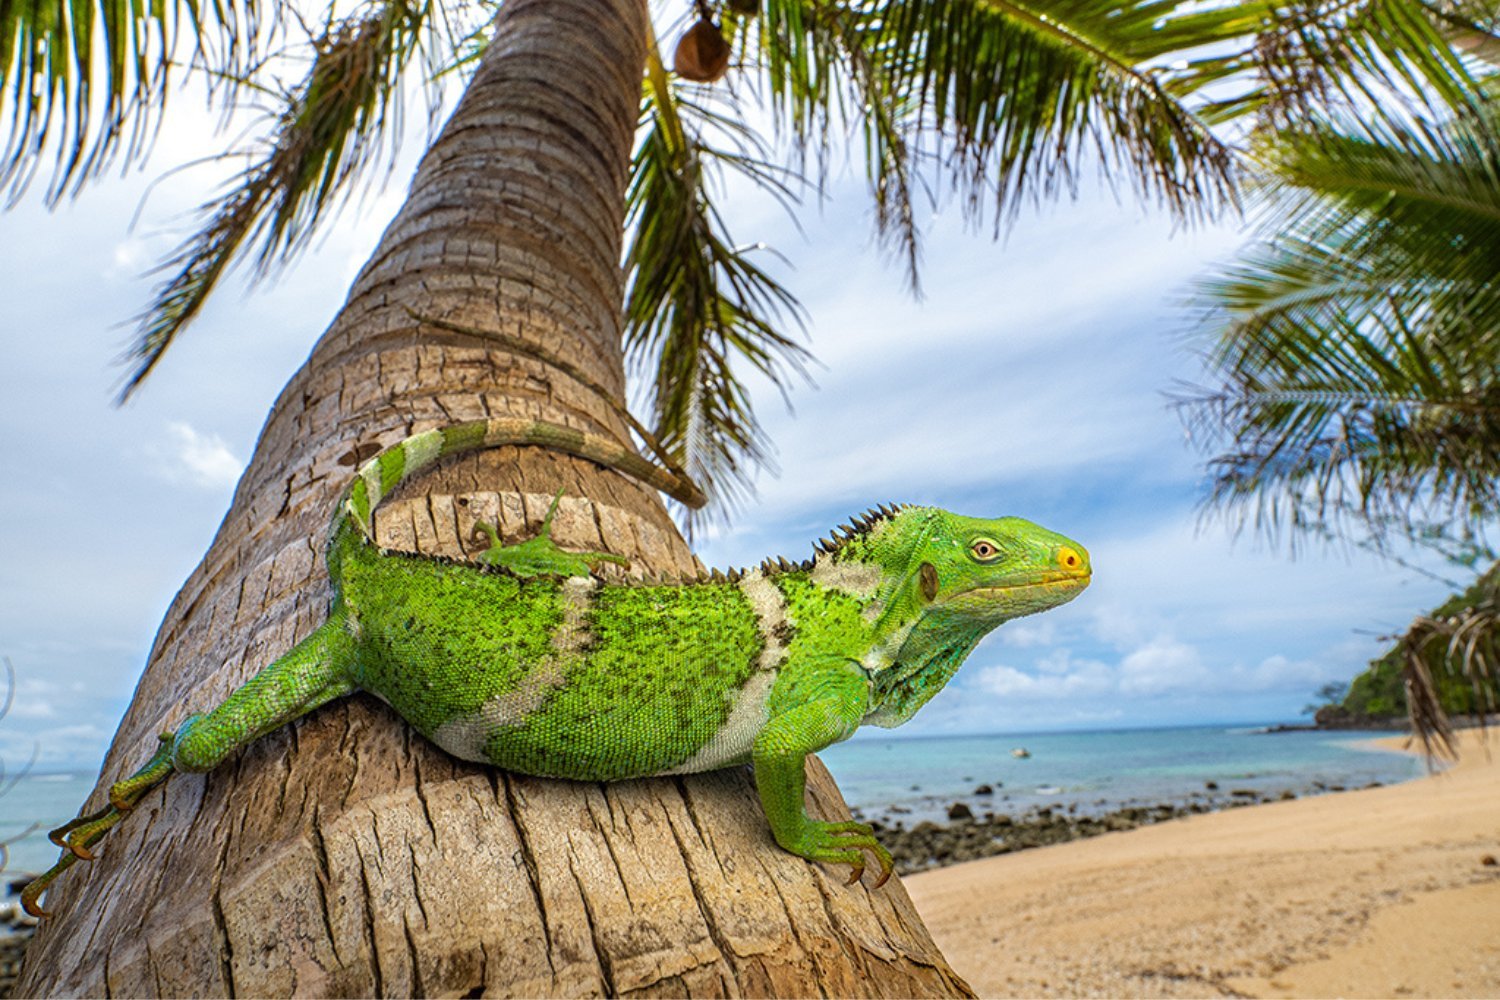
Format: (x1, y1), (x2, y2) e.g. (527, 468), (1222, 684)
(2, 771), (98, 882)
(820, 725), (1426, 823)
(0, 726), (1424, 882)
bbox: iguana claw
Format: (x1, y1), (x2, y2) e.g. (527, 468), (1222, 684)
(789, 818), (895, 889)
(21, 732), (178, 918)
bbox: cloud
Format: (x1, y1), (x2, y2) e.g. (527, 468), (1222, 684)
(967, 630), (1347, 711)
(975, 651), (1116, 699)
(1119, 634), (1209, 694)
(997, 620), (1057, 648)
(155, 421), (244, 489)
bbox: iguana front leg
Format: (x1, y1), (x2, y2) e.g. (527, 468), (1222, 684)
(471, 490), (630, 577)
(752, 662), (893, 887)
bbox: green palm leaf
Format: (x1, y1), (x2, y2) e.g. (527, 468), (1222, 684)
(0, 0), (258, 201)
(625, 43), (811, 526)
(1186, 106), (1500, 543)
(119, 0), (431, 397)
(749, 0), (1243, 240)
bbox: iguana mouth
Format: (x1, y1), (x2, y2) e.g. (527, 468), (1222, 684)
(959, 571), (1091, 597)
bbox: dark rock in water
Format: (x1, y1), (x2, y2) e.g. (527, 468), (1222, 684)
(2, 879), (30, 898)
(974, 784), (994, 795)
(910, 784), (921, 791)
(1363, 781), (1383, 789)
(1280, 790), (1297, 800)
(0, 925), (35, 999)
(1231, 789), (1258, 798)
(1205, 781), (1219, 791)
(947, 802), (974, 821)
(889, 804), (911, 814)
(1327, 784), (1346, 792)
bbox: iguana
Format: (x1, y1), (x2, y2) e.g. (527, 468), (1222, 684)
(23, 417), (1091, 916)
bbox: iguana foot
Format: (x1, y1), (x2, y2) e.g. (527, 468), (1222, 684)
(471, 490), (630, 577)
(23, 732), (178, 917)
(787, 819), (895, 888)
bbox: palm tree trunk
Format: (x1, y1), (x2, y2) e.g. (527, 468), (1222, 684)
(16, 1), (972, 994)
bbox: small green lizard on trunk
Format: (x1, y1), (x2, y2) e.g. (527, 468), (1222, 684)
(23, 417), (1090, 916)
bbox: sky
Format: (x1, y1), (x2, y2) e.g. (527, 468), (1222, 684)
(0, 67), (1464, 774)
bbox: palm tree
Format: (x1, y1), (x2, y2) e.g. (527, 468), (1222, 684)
(1186, 86), (1500, 752)
(6, 0), (1479, 992)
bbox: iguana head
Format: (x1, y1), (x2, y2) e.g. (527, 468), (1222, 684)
(836, 507), (1092, 727)
(907, 510), (1091, 624)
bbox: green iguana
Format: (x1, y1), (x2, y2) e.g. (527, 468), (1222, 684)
(23, 417), (1091, 916)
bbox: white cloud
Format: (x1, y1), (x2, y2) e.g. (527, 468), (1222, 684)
(974, 651), (1116, 699)
(1119, 634), (1209, 694)
(156, 421), (244, 489)
(966, 631), (1349, 712)
(9, 696), (55, 719)
(997, 620), (1056, 648)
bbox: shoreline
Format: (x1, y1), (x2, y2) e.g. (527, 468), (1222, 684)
(905, 729), (1500, 998)
(847, 727), (1421, 876)
(859, 775), (1399, 876)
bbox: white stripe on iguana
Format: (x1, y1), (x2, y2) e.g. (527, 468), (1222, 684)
(404, 428), (445, 474)
(551, 575), (598, 655)
(659, 570), (787, 775)
(736, 569), (789, 672)
(809, 552), (882, 600)
(662, 669), (776, 775)
(429, 577), (597, 761)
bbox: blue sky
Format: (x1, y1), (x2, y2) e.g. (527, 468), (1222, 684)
(0, 82), (1459, 773)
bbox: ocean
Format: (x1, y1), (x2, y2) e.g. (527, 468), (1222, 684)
(0, 725), (1424, 882)
(819, 724), (1426, 825)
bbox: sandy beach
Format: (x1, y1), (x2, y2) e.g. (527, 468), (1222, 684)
(905, 730), (1500, 998)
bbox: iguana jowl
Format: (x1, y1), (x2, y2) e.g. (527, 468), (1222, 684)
(24, 417), (1091, 915)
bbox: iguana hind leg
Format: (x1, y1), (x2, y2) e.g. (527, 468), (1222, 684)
(22, 614), (356, 917)
(472, 489), (630, 577)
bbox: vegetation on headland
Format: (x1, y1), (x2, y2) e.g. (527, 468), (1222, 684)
(1305, 562), (1500, 732)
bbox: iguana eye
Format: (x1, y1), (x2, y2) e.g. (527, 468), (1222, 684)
(969, 539), (1000, 562)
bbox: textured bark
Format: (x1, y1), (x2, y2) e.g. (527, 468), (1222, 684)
(16, 1), (973, 995)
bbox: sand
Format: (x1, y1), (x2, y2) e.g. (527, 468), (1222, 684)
(904, 730), (1500, 998)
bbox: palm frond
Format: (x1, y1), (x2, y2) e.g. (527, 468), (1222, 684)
(625, 43), (811, 527)
(751, 0), (927, 280)
(1184, 108), (1500, 545)
(881, 0), (1240, 223)
(1185, 0), (1482, 127)
(753, 0), (1244, 239)
(119, 0), (431, 398)
(1399, 559), (1498, 756)
(0, 0), (259, 203)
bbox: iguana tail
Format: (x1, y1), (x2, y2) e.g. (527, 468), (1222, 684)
(334, 418), (707, 546)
